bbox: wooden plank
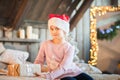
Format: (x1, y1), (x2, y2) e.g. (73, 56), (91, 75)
(111, 0), (118, 6)
(32, 28), (39, 39)
(28, 43), (39, 62)
(26, 0), (47, 20)
(0, 18), (8, 25)
(83, 9), (90, 62)
(47, 29), (52, 40)
(6, 0), (24, 28)
(33, 28), (39, 35)
(13, 43), (28, 51)
(11, 0), (32, 30)
(55, 0), (72, 14)
(0, 27), (3, 37)
(6, 0), (17, 26)
(4, 30), (12, 38)
(13, 43), (21, 50)
(24, 20), (47, 29)
(66, 0), (81, 16)
(39, 29), (47, 41)
(70, 0), (93, 31)
(39, 0), (62, 21)
(0, 0), (16, 26)
(4, 42), (13, 49)
(76, 19), (84, 59)
(12, 30), (18, 39)
(0, 38), (41, 43)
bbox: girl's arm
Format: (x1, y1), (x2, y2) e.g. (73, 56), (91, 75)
(34, 42), (45, 65)
(46, 45), (75, 79)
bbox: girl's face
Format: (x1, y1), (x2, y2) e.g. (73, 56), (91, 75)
(49, 25), (65, 39)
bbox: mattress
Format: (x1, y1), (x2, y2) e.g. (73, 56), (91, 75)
(90, 74), (120, 80)
(0, 74), (120, 80)
(0, 75), (45, 80)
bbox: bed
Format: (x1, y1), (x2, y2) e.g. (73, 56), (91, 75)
(0, 44), (120, 80)
(0, 74), (120, 80)
(0, 75), (45, 80)
(0, 62), (120, 80)
(0, 64), (120, 80)
(90, 74), (120, 80)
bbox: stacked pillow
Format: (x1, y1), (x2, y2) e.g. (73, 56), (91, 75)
(76, 63), (102, 74)
(0, 43), (29, 65)
(0, 43), (6, 54)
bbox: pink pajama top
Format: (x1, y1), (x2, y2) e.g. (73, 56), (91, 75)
(34, 40), (82, 80)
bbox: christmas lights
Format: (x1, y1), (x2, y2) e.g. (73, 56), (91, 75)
(88, 6), (120, 66)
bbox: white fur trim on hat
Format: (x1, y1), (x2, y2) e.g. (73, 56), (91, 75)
(48, 17), (70, 33)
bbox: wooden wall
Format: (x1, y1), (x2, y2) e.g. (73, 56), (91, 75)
(0, 23), (48, 63)
(0, 2), (91, 63)
(0, 12), (91, 63)
(1, 0), (119, 67)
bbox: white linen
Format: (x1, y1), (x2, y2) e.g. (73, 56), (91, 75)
(0, 49), (29, 64)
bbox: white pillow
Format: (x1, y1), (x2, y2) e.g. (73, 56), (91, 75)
(0, 43), (6, 54)
(73, 55), (80, 63)
(0, 49), (29, 64)
(76, 63), (102, 74)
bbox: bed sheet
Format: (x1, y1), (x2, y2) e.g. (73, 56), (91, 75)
(0, 74), (120, 80)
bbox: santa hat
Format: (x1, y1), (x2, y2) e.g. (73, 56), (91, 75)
(48, 14), (70, 34)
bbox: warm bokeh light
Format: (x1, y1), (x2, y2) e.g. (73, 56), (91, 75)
(88, 6), (120, 66)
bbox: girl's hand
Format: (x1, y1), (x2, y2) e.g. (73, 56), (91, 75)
(41, 65), (50, 72)
(34, 73), (46, 78)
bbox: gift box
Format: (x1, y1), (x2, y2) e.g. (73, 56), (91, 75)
(8, 64), (41, 76)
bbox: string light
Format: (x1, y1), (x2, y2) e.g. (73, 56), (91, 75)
(88, 6), (120, 66)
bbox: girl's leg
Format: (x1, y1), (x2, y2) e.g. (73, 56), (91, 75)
(74, 73), (94, 80)
(61, 77), (77, 80)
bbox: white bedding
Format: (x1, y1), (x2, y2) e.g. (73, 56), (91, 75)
(0, 44), (120, 80)
(0, 74), (120, 80)
(0, 75), (45, 80)
(0, 63), (120, 80)
(90, 74), (120, 80)
(0, 62), (120, 80)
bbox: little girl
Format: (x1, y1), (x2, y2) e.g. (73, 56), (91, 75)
(34, 14), (93, 80)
